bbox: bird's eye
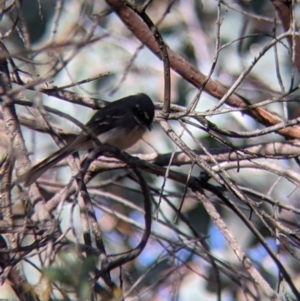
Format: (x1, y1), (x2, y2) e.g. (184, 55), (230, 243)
(135, 104), (146, 117)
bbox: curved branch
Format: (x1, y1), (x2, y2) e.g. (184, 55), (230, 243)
(106, 0), (300, 139)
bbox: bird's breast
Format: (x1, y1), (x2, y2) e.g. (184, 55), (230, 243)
(97, 126), (146, 150)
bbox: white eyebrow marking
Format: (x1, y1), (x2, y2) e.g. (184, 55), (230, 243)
(144, 112), (150, 120)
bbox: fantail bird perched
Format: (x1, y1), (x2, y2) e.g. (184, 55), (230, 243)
(20, 93), (155, 186)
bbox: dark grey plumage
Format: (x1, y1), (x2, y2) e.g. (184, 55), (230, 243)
(21, 94), (155, 186)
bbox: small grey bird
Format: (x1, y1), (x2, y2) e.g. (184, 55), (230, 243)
(21, 93), (155, 186)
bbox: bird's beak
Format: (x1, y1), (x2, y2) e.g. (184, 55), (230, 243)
(147, 124), (152, 131)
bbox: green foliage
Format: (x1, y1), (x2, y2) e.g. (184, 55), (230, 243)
(42, 251), (97, 301)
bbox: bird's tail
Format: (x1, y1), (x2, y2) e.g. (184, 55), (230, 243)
(20, 144), (76, 187)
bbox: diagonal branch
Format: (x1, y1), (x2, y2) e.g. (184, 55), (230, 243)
(106, 0), (300, 139)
